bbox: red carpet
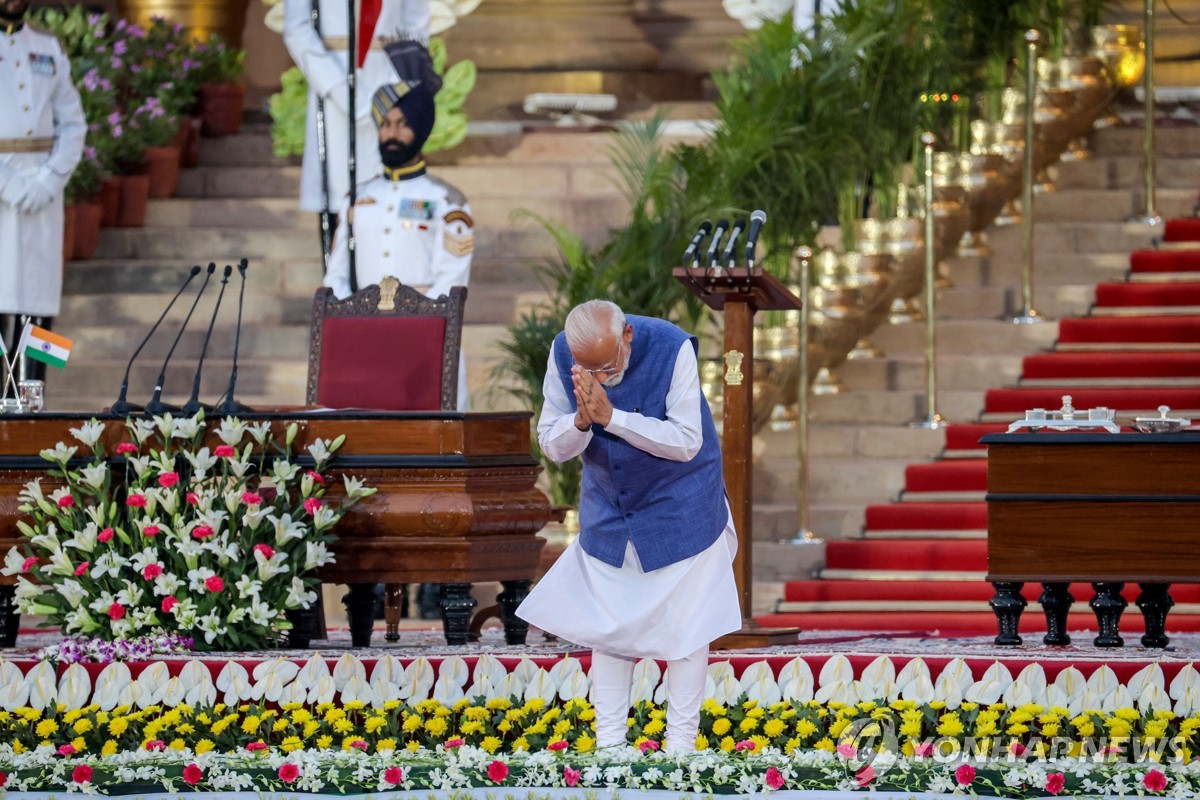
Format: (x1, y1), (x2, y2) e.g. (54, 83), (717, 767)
(772, 216), (1200, 639)
(1095, 281), (1200, 307)
(1058, 314), (1200, 343)
(904, 459), (987, 492)
(1165, 218), (1200, 242)
(1130, 249), (1200, 273)
(985, 386), (1200, 412)
(1022, 351), (1200, 379)
(863, 502), (987, 531)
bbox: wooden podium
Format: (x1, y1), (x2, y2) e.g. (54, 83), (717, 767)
(674, 265), (803, 648)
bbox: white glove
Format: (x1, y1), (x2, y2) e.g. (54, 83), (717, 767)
(0, 174), (30, 209)
(16, 173), (57, 214)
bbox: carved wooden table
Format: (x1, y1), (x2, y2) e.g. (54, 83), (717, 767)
(0, 411), (552, 647)
(983, 432), (1200, 648)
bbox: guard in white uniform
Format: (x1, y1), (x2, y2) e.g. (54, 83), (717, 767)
(324, 81), (473, 409)
(283, 0), (430, 214)
(518, 301), (741, 754)
(0, 0), (85, 380)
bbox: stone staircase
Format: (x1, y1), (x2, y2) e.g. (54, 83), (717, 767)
(50, 123), (639, 412)
(750, 123), (1200, 616)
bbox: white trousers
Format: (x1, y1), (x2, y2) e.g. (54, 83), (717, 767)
(590, 644), (709, 753)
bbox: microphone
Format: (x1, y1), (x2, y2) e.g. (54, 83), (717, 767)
(145, 263), (216, 416)
(704, 219), (729, 268)
(681, 220), (712, 265)
(214, 259), (253, 417)
(182, 264), (234, 417)
(721, 218), (748, 266)
(110, 266), (202, 416)
(743, 209), (768, 265)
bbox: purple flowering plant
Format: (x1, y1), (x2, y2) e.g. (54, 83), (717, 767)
(38, 630), (194, 664)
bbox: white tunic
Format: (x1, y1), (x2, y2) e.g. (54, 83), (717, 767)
(283, 0), (431, 212)
(516, 340), (742, 661)
(323, 168), (473, 409)
(0, 23), (85, 316)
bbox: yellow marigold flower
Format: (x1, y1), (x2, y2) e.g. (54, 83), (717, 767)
(960, 702), (979, 712)
(71, 737), (86, 752)
(333, 718), (354, 734)
(240, 716), (261, 735)
(929, 701), (946, 710)
(364, 717), (386, 734)
(303, 721), (321, 738)
(291, 709), (313, 725)
(871, 708), (892, 721)
(195, 713), (211, 726)
(425, 717), (448, 737)
(1107, 718), (1133, 737)
(101, 740), (118, 756)
(1006, 723), (1029, 735)
(719, 736), (736, 752)
(763, 719), (786, 738)
(575, 734), (595, 752)
(1009, 711), (1033, 724)
(316, 735), (334, 750)
(1114, 708), (1141, 721)
(169, 739), (185, 751)
(1146, 720), (1169, 739)
(402, 715), (423, 733)
(900, 720), (922, 738)
(35, 719), (59, 737)
(829, 719), (851, 738)
(902, 740), (915, 757)
(936, 714), (964, 737)
(383, 700), (402, 712)
(644, 719), (665, 736)
(554, 720), (571, 736)
(784, 736), (801, 754)
(452, 698), (470, 712)
(210, 718), (232, 736)
(513, 736), (530, 751)
(796, 719), (817, 739)
(325, 708), (346, 723)
(72, 719), (93, 734)
(857, 701), (877, 712)
(195, 739), (215, 755)
(433, 706), (451, 719)
(988, 703), (1006, 712)
(480, 736), (502, 753)
(579, 708), (595, 722)
(10, 741), (24, 755)
(497, 720), (512, 734)
(271, 718), (288, 733)
(279, 736), (303, 752)
(345, 700), (366, 711)
(695, 733), (710, 750)
(747, 707), (765, 719)
(406, 741), (420, 752)
(524, 721), (548, 736)
(486, 698), (511, 710)
(63, 709), (82, 724)
(1042, 723), (1061, 737)
(465, 707), (488, 721)
(376, 739), (397, 753)
(712, 718), (731, 736)
(461, 720), (484, 735)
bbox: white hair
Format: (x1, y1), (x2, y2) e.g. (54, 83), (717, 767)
(564, 299), (625, 351)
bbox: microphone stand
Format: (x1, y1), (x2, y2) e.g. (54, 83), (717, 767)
(182, 264), (234, 416)
(145, 263), (215, 416)
(214, 259), (253, 417)
(111, 265), (202, 416)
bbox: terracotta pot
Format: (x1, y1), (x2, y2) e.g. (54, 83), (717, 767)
(73, 202), (103, 260)
(116, 173), (150, 228)
(198, 82), (245, 137)
(181, 115), (202, 168)
(133, 145), (182, 198)
(98, 176), (122, 227)
(62, 203), (77, 263)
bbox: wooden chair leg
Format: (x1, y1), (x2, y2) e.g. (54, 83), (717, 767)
(311, 584), (327, 639)
(385, 583), (405, 642)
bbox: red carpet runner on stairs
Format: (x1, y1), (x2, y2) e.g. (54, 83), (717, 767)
(762, 218), (1200, 637)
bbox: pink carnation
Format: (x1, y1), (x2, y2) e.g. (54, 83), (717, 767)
(1046, 772), (1066, 795)
(246, 741), (268, 752)
(20, 557), (36, 573)
(487, 761), (509, 783)
(307, 470), (324, 484)
(563, 766), (580, 787)
(1144, 769), (1168, 792)
(856, 765), (876, 787)
(142, 563), (163, 580)
(57, 494), (75, 508)
(126, 493), (147, 508)
(142, 524), (160, 537)
(735, 739), (756, 752)
(765, 767), (785, 790)
(444, 737), (465, 749)
(57, 744), (76, 756)
(638, 739), (660, 753)
(350, 739), (368, 751)
(253, 544), (275, 559)
(161, 595), (178, 613)
(303, 497), (323, 515)
(115, 442), (138, 455)
(108, 603), (125, 620)
(1010, 741), (1027, 755)
(383, 767), (404, 785)
(191, 525), (215, 540)
(242, 491), (262, 506)
(836, 743), (857, 758)
(278, 763), (300, 783)
(205, 576), (225, 593)
(98, 528), (114, 542)
(144, 740), (166, 752)
(214, 445), (235, 458)
(183, 764), (202, 785)
(74, 562), (89, 576)
(157, 471), (179, 488)
(955, 764), (977, 786)
(913, 742), (934, 757)
(72, 765), (93, 784)
(185, 492), (200, 505)
(547, 740), (568, 751)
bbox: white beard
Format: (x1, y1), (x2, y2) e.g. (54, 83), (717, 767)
(602, 371), (625, 387)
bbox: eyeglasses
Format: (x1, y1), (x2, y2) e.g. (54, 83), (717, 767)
(578, 339), (625, 376)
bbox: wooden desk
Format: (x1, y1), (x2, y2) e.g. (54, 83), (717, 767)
(983, 432), (1200, 648)
(0, 411), (552, 647)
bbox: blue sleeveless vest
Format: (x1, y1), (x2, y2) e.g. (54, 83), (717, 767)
(552, 316), (727, 571)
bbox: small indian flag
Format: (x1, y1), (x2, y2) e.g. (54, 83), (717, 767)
(18, 324), (72, 369)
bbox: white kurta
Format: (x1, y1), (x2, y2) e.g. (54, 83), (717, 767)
(0, 23), (85, 316)
(283, 0), (431, 212)
(323, 169), (473, 409)
(516, 340), (742, 661)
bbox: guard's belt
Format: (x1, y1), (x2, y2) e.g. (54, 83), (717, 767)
(0, 137), (52, 153)
(321, 36), (386, 52)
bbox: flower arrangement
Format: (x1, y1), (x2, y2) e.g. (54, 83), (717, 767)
(3, 414), (375, 650)
(36, 631), (193, 665)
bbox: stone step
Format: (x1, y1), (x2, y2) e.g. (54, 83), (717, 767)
(933, 283), (1096, 320)
(757, 454), (910, 507)
(831, 353), (1025, 392)
(1051, 154), (1200, 191)
(867, 318), (1058, 356)
(1032, 187), (1197, 222)
(809, 388), (988, 425)
(1090, 125), (1200, 159)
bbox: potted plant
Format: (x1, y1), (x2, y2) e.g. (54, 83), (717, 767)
(4, 414), (376, 651)
(126, 96), (182, 198)
(65, 145), (107, 261)
(193, 34), (246, 137)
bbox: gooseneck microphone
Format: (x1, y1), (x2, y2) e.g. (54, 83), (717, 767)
(214, 259), (252, 417)
(681, 220), (712, 266)
(721, 218), (748, 266)
(743, 209), (768, 265)
(111, 265), (202, 416)
(704, 219), (729, 269)
(145, 263), (216, 416)
(182, 264), (234, 417)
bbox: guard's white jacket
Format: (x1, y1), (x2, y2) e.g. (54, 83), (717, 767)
(283, 0), (430, 212)
(0, 22), (85, 316)
(324, 164), (474, 407)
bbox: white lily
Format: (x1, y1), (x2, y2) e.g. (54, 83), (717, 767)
(273, 460), (301, 484)
(62, 523), (98, 555)
(45, 548), (77, 577)
(247, 597), (275, 627)
(304, 541), (332, 570)
(78, 464), (108, 489)
(2, 547), (28, 577)
(182, 446), (218, 478)
(235, 574), (264, 598)
(342, 475), (376, 500)
(271, 513), (307, 545)
(51, 578), (86, 608)
(126, 417), (156, 444)
(153, 571), (184, 597)
(18, 478), (44, 504)
(172, 414), (204, 441)
(285, 577), (317, 609)
(247, 421), (272, 446)
(153, 412), (177, 440)
(90, 552), (122, 580)
(39, 442), (78, 465)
